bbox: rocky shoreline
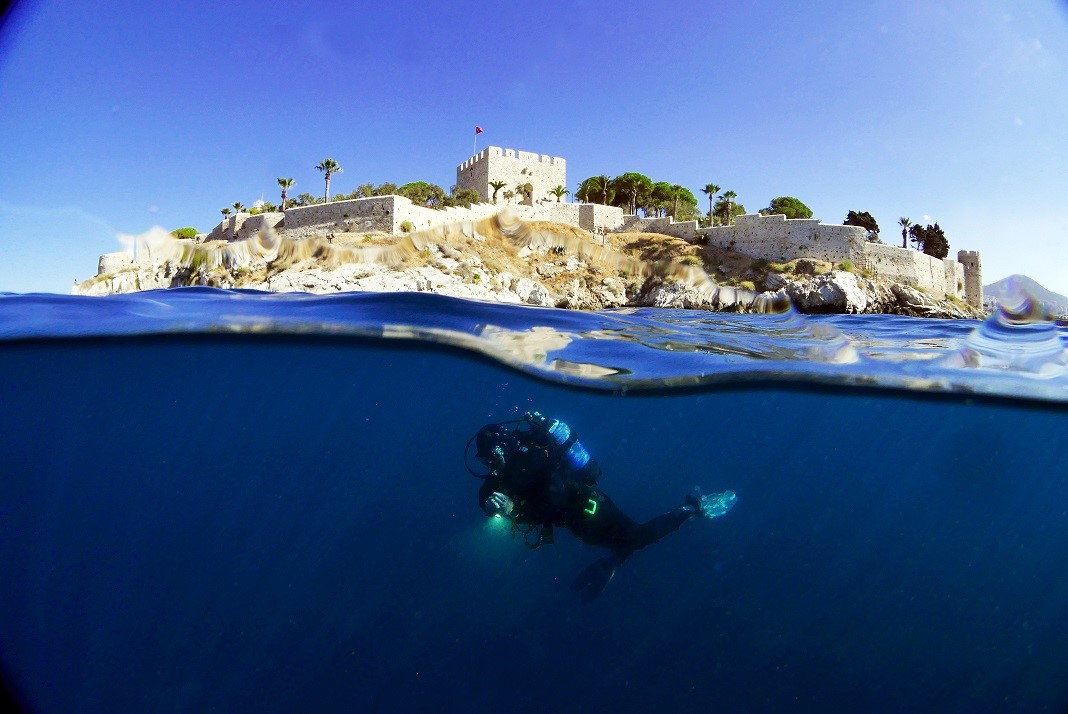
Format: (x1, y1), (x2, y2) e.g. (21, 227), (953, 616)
(74, 220), (985, 320)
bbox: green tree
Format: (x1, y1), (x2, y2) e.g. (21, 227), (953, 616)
(721, 190), (738, 225)
(909, 223), (949, 259)
(488, 180), (507, 203)
(713, 194), (745, 224)
(221, 207), (232, 216)
(231, 201), (246, 213)
(611, 172), (653, 215)
(315, 158), (342, 201)
(277, 177), (295, 210)
(548, 185), (569, 202)
(397, 181), (447, 207)
(445, 185), (480, 208)
(898, 217), (911, 249)
(502, 190), (515, 204)
(701, 183), (720, 222)
(375, 182), (398, 196)
(844, 210), (879, 241)
(648, 182), (674, 217)
(170, 227), (199, 239)
(763, 196), (813, 219)
(355, 182), (376, 198)
(595, 175), (613, 206)
(671, 185), (699, 221)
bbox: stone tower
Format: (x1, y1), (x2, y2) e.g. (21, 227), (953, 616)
(958, 250), (983, 308)
(456, 147), (566, 206)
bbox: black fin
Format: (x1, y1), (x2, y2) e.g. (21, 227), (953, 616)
(570, 555), (620, 603)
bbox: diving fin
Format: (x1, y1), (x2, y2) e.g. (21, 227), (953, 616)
(571, 555), (621, 603)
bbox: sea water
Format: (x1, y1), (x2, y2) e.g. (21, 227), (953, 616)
(0, 288), (1065, 712)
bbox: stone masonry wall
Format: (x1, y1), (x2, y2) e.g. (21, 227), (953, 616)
(705, 214), (864, 264)
(619, 211), (978, 300)
(456, 147), (566, 205)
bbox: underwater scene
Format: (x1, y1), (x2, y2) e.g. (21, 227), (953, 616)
(0, 289), (1066, 712)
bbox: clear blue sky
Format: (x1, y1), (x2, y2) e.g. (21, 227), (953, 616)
(1, 0), (1065, 295)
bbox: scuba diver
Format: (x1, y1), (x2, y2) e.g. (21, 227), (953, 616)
(465, 411), (737, 601)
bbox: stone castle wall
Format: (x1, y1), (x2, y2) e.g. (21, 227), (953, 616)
(619, 211), (981, 302)
(456, 147), (566, 205)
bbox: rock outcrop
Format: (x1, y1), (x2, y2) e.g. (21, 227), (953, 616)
(74, 220), (984, 319)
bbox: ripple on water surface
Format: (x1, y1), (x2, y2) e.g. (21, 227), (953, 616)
(0, 287), (1065, 403)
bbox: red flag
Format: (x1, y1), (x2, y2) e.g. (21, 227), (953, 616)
(475, 126), (484, 135)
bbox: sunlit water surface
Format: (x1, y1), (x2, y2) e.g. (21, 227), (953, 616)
(0, 288), (1065, 712)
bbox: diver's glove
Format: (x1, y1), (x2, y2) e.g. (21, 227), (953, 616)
(483, 491), (515, 518)
(685, 490), (738, 519)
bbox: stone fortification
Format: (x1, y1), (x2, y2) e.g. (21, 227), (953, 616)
(619, 211), (982, 304)
(198, 195), (625, 245)
(456, 147), (566, 205)
(85, 144), (984, 310)
(957, 251), (983, 308)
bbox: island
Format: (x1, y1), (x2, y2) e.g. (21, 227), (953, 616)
(75, 146), (985, 319)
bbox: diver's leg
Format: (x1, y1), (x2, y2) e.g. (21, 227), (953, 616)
(627, 505), (695, 551)
(570, 493), (694, 554)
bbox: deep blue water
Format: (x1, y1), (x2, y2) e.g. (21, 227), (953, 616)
(0, 289), (1066, 712)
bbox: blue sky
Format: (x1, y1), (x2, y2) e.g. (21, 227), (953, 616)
(1, 0), (1065, 295)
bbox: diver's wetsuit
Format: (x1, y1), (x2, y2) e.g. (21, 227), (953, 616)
(477, 438), (694, 559)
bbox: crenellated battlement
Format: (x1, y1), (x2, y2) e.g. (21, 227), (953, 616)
(456, 146), (566, 205)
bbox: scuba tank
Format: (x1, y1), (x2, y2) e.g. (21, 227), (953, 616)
(526, 412), (599, 485)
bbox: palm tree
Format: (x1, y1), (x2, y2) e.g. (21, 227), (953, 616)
(315, 158), (342, 201)
(595, 175), (612, 206)
(548, 185), (569, 203)
(502, 190), (515, 204)
(221, 207), (232, 216)
(722, 190), (737, 225)
(277, 178), (295, 211)
(489, 180), (507, 204)
(702, 183), (720, 223)
(898, 217), (911, 249)
(232, 201), (246, 213)
(670, 184), (686, 219)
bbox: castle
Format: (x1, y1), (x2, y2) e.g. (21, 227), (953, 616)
(97, 146), (983, 307)
(456, 147), (566, 205)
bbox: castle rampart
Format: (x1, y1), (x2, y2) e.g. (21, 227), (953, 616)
(456, 146), (566, 205)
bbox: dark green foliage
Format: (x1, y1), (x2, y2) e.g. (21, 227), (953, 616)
(844, 210), (880, 241)
(611, 172), (654, 214)
(170, 227), (199, 239)
(576, 176), (614, 205)
(909, 223), (950, 259)
(397, 181), (447, 207)
(764, 196), (813, 219)
(713, 197), (745, 223)
(445, 186), (481, 208)
(293, 192), (321, 207)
